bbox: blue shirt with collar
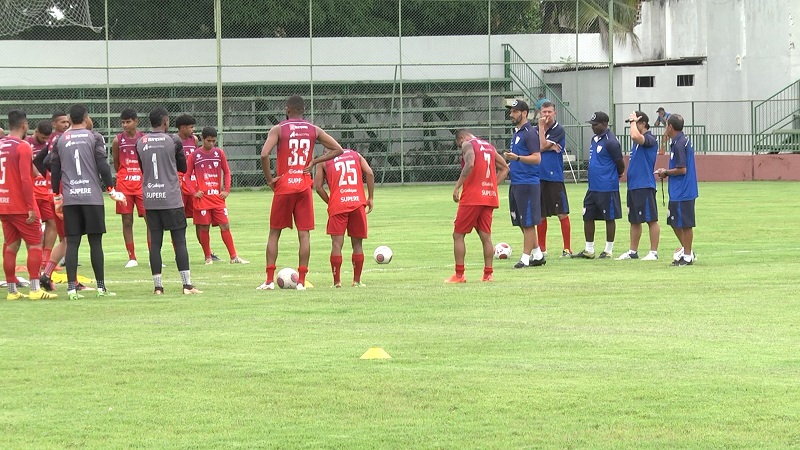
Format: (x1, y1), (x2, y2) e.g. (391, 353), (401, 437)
(587, 129), (623, 192)
(627, 130), (658, 190)
(668, 131), (699, 201)
(508, 122), (540, 185)
(538, 122), (567, 182)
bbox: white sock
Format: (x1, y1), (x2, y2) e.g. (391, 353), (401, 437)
(532, 247), (543, 260)
(684, 252), (693, 261)
(628, 249), (637, 255)
(521, 253), (531, 265)
(605, 242), (614, 253)
(649, 250), (658, 256)
(585, 242), (595, 253)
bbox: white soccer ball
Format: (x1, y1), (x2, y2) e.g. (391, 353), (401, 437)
(373, 246), (393, 264)
(276, 267), (299, 289)
(494, 242), (512, 259)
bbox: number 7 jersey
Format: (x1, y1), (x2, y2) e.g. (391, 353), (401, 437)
(275, 119), (317, 195)
(323, 149), (366, 215)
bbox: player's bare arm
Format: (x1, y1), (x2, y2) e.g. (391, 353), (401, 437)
(628, 112), (645, 145)
(260, 125), (280, 188)
(537, 117), (560, 152)
(655, 167), (687, 178)
(503, 150), (541, 165)
(453, 143), (475, 203)
(111, 136), (121, 171)
(18, 144), (36, 223)
(305, 127), (344, 172)
(494, 152), (509, 184)
(184, 153), (201, 198)
(219, 153), (231, 199)
(313, 164), (330, 204)
(360, 154), (375, 213)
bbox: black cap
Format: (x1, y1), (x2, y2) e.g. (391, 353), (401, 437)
(506, 99), (529, 112)
(587, 111), (609, 125)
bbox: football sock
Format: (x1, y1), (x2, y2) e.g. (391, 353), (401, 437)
(220, 229), (237, 259)
(44, 260), (57, 277)
(88, 234), (105, 285)
(648, 250), (658, 256)
(483, 267), (493, 277)
(179, 270), (192, 286)
(352, 253), (364, 282)
(26, 247), (42, 282)
(560, 216), (571, 251)
(67, 280), (76, 292)
(532, 247), (543, 260)
(29, 278), (40, 292)
(4, 249), (16, 284)
(266, 265), (276, 283)
(585, 242), (595, 253)
(537, 219), (547, 253)
(7, 282), (17, 294)
(330, 255), (343, 284)
(199, 228), (211, 259)
(153, 274), (163, 288)
(604, 241), (614, 254)
(455, 264), (465, 277)
(97, 280), (106, 292)
(41, 247), (52, 270)
(521, 253), (531, 265)
(297, 266), (308, 285)
(126, 242), (136, 260)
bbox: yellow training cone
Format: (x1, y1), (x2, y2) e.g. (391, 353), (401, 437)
(360, 347), (391, 360)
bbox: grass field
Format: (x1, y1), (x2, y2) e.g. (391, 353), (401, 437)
(2, 181), (799, 448)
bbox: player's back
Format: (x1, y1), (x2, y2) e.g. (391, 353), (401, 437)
(27, 135), (52, 200)
(54, 129), (106, 206)
(275, 118), (317, 195)
(0, 136), (34, 215)
(460, 138), (499, 207)
(324, 148), (365, 214)
(116, 131), (145, 194)
(137, 132), (184, 210)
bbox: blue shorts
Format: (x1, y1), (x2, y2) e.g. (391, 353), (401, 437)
(667, 200), (696, 228)
(509, 184), (541, 228)
(627, 188), (658, 224)
(583, 190), (622, 221)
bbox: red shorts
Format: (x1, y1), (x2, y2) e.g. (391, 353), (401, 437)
(193, 207), (229, 226)
(326, 206), (368, 238)
(36, 199), (65, 237)
(270, 189), (314, 231)
(116, 192), (145, 216)
(454, 204), (494, 234)
(1, 214), (43, 246)
(183, 193), (194, 219)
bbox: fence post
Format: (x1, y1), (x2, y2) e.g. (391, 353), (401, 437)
(214, 0), (223, 147)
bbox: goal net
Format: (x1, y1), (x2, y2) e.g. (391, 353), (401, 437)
(0, 0), (101, 37)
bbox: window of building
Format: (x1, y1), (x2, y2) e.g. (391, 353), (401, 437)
(636, 76), (654, 88)
(677, 74), (695, 86)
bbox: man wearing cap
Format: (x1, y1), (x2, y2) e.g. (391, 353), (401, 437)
(573, 111), (624, 259)
(617, 111), (660, 260)
(502, 99), (545, 268)
(654, 107), (671, 155)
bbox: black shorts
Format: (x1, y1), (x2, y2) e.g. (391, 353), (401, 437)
(627, 188), (658, 224)
(583, 190), (622, 221)
(667, 200), (696, 228)
(540, 180), (570, 217)
(62, 204), (106, 236)
(508, 184), (541, 227)
(146, 207), (188, 232)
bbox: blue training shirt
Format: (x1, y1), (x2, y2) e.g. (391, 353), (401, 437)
(626, 130), (659, 190)
(587, 129), (623, 192)
(668, 131), (699, 201)
(508, 122), (540, 185)
(539, 122), (567, 182)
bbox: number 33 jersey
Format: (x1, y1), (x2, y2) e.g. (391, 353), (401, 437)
(323, 149), (366, 215)
(275, 119), (317, 195)
(136, 132), (184, 210)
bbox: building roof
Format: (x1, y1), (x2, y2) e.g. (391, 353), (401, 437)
(543, 56), (706, 74)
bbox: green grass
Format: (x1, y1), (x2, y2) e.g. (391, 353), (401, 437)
(2, 181), (800, 449)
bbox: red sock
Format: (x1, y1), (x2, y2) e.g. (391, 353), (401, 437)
(537, 219), (548, 253)
(3, 249), (17, 283)
(266, 264), (276, 283)
(483, 266), (493, 277)
(125, 242), (136, 260)
(560, 216), (572, 252)
(330, 255), (343, 285)
(220, 229), (236, 259)
(297, 266), (308, 285)
(44, 260), (57, 277)
(147, 239), (151, 251)
(455, 264), (465, 277)
(26, 247), (42, 281)
(41, 247), (52, 271)
(198, 228), (211, 259)
(352, 253), (364, 283)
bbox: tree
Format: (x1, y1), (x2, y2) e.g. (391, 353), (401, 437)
(540, 0), (641, 49)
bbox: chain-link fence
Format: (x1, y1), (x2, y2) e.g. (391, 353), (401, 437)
(0, 0), (636, 185)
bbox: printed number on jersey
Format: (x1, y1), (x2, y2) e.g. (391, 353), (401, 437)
(288, 138), (310, 166)
(0, 157), (5, 184)
(335, 159), (358, 186)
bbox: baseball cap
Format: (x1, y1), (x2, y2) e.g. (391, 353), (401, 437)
(506, 99), (529, 112)
(587, 111), (609, 125)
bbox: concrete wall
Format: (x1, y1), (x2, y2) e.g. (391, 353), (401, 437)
(622, 154), (800, 182)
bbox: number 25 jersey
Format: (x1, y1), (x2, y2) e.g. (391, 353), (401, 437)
(323, 149), (366, 215)
(275, 119), (317, 195)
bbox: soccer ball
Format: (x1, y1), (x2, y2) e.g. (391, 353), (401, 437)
(276, 267), (299, 289)
(374, 246), (393, 264)
(494, 242), (512, 259)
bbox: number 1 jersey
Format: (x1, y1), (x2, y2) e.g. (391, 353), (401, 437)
(275, 119), (317, 195)
(323, 149), (366, 215)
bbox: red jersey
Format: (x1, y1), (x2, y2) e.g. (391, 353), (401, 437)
(0, 136), (37, 214)
(179, 135), (198, 195)
(324, 149), (366, 215)
(115, 131), (145, 194)
(274, 119), (317, 195)
(185, 146), (232, 210)
(26, 135), (52, 200)
(459, 138), (499, 208)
